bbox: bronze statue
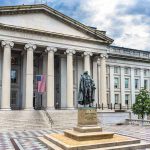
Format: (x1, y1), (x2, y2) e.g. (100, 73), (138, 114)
(78, 71), (96, 107)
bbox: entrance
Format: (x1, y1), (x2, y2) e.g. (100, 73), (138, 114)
(10, 52), (21, 110)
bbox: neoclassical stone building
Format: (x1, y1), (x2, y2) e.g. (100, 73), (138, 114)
(0, 4), (149, 110)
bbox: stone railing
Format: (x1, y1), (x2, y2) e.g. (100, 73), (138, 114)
(126, 119), (150, 126)
(109, 46), (150, 59)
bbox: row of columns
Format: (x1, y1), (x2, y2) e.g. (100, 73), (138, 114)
(0, 40), (108, 110)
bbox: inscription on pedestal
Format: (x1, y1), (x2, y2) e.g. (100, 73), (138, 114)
(78, 108), (97, 126)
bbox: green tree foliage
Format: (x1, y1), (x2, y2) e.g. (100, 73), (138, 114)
(132, 89), (150, 119)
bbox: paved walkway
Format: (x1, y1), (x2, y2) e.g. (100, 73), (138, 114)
(103, 125), (150, 142)
(0, 129), (63, 150)
(0, 125), (149, 149)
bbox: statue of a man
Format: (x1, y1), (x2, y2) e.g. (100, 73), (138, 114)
(78, 71), (96, 107)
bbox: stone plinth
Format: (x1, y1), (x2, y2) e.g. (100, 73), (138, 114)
(38, 108), (150, 150)
(74, 126), (102, 133)
(64, 130), (114, 141)
(78, 107), (97, 126)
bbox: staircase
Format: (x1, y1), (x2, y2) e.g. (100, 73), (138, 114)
(0, 110), (51, 131)
(47, 110), (78, 129)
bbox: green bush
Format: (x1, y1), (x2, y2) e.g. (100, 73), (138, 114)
(132, 89), (150, 120)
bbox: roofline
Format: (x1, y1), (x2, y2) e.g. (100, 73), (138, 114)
(0, 23), (109, 44)
(0, 4), (114, 44)
(110, 45), (149, 53)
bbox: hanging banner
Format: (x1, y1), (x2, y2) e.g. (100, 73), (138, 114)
(36, 75), (46, 93)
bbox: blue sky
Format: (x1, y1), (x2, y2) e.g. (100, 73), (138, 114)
(0, 0), (150, 50)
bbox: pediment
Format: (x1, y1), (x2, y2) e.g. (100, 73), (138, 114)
(0, 12), (93, 38)
(0, 5), (114, 44)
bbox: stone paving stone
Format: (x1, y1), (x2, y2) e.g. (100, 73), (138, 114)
(0, 125), (149, 149)
(103, 125), (150, 142)
(0, 129), (61, 150)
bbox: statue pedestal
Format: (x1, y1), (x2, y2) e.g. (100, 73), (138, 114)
(78, 107), (98, 126)
(38, 107), (149, 149)
(74, 107), (102, 133)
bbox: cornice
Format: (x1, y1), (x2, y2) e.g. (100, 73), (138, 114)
(0, 4), (114, 44)
(0, 23), (109, 44)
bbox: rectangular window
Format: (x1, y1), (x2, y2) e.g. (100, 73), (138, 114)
(144, 80), (148, 89)
(115, 94), (119, 104)
(11, 70), (17, 83)
(114, 66), (119, 74)
(114, 77), (119, 89)
(125, 94), (129, 105)
(135, 79), (139, 89)
(144, 70), (149, 76)
(124, 67), (130, 74)
(134, 69), (139, 76)
(125, 78), (129, 89)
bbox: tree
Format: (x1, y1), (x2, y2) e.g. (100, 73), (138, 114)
(132, 89), (150, 124)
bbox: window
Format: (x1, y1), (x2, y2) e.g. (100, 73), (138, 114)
(134, 69), (139, 76)
(144, 80), (148, 89)
(135, 79), (139, 89)
(114, 77), (119, 89)
(124, 67), (130, 74)
(144, 70), (149, 76)
(11, 70), (17, 83)
(114, 66), (119, 74)
(115, 94), (119, 104)
(125, 94), (129, 105)
(125, 78), (129, 89)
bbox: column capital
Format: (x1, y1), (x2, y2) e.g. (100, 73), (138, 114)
(45, 47), (57, 53)
(84, 51), (93, 56)
(1, 41), (14, 48)
(24, 43), (36, 51)
(100, 53), (108, 59)
(65, 49), (76, 55)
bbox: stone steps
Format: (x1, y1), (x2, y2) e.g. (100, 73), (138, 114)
(94, 142), (150, 150)
(47, 110), (78, 129)
(38, 137), (63, 150)
(39, 134), (150, 150)
(0, 110), (51, 131)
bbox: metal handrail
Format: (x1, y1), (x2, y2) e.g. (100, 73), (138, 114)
(43, 108), (54, 128)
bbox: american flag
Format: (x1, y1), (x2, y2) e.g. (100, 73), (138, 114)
(36, 75), (46, 93)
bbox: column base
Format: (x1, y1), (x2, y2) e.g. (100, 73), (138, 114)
(66, 107), (76, 110)
(46, 107), (55, 110)
(0, 108), (11, 111)
(24, 108), (34, 111)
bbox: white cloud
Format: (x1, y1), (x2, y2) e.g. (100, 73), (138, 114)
(79, 0), (150, 50)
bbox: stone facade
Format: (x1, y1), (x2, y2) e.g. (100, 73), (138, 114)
(0, 4), (149, 110)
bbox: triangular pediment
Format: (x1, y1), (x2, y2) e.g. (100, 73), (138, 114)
(0, 5), (114, 44)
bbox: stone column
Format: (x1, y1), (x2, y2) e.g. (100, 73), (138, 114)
(100, 54), (108, 107)
(66, 49), (75, 109)
(92, 57), (98, 105)
(121, 67), (125, 106)
(131, 67), (135, 105)
(110, 65), (115, 105)
(24, 43), (36, 110)
(1, 41), (14, 110)
(84, 52), (92, 75)
(140, 68), (144, 88)
(45, 47), (57, 109)
(97, 58), (101, 105)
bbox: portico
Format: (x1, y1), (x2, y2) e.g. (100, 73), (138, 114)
(0, 40), (108, 110)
